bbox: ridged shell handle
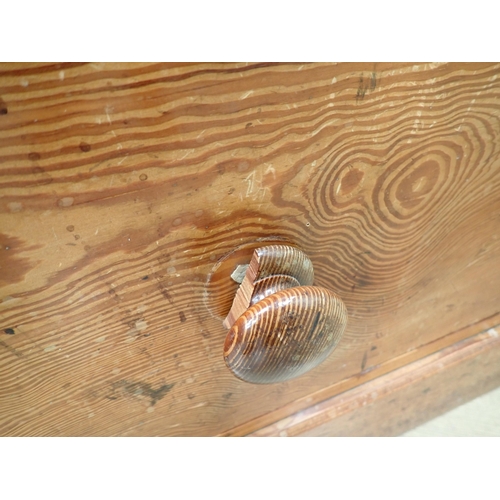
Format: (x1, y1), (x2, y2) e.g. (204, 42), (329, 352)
(223, 245), (348, 384)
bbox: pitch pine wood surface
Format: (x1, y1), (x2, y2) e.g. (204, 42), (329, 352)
(1, 63), (500, 436)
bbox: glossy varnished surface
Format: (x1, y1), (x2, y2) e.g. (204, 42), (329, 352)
(1, 63), (500, 435)
(223, 245), (314, 328)
(251, 245), (314, 285)
(250, 275), (300, 305)
(224, 286), (347, 384)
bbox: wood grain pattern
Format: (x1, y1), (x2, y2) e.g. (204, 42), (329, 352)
(249, 245), (314, 284)
(223, 244), (314, 328)
(250, 275), (300, 305)
(250, 325), (500, 436)
(1, 63), (500, 435)
(224, 286), (347, 384)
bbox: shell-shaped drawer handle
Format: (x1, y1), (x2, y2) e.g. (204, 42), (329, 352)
(223, 245), (347, 384)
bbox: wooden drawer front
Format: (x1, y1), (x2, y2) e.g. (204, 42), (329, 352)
(1, 63), (499, 436)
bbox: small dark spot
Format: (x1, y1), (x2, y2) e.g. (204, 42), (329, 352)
(179, 311), (186, 323)
(245, 122), (253, 129)
(142, 275), (149, 280)
(74, 234), (80, 240)
(228, 187), (235, 195)
(123, 120), (129, 125)
(108, 289), (116, 295)
(139, 174), (148, 181)
(66, 225), (75, 232)
(4, 328), (15, 335)
(173, 353), (178, 358)
(222, 392), (233, 400)
(370, 72), (377, 91)
(0, 107), (7, 115)
(370, 345), (377, 351)
(187, 393), (196, 400)
(422, 387), (431, 394)
(79, 142), (91, 153)
(217, 164), (226, 175)
(28, 152), (41, 161)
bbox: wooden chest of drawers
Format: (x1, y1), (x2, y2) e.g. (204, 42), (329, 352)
(1, 63), (499, 436)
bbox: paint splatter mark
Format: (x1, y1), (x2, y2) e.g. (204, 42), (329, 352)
(58, 197), (74, 208)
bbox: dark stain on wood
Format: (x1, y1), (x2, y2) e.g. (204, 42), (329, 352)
(110, 380), (175, 406)
(28, 152), (41, 161)
(0, 234), (42, 286)
(0, 97), (7, 115)
(179, 311), (187, 323)
(361, 350), (368, 371)
(356, 72), (377, 101)
(79, 142), (91, 153)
